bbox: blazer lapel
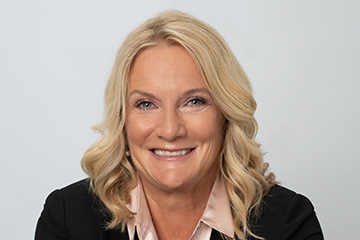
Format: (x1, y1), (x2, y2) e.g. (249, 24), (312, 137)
(98, 226), (130, 240)
(97, 221), (221, 240)
(210, 229), (223, 240)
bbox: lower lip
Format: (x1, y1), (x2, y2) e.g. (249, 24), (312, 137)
(149, 149), (195, 161)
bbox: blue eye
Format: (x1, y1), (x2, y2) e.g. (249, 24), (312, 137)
(141, 101), (152, 108)
(135, 100), (155, 110)
(188, 98), (206, 106)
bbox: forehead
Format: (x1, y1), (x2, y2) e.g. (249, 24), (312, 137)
(128, 44), (207, 91)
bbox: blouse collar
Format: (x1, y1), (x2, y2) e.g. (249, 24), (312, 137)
(126, 175), (234, 239)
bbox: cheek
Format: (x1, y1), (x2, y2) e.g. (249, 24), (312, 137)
(125, 114), (154, 147)
(187, 111), (224, 142)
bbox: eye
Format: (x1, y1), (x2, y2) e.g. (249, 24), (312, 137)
(135, 100), (156, 111)
(187, 97), (207, 107)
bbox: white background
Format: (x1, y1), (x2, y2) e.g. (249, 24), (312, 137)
(1, 0), (359, 239)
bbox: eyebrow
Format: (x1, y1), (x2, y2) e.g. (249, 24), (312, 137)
(183, 88), (210, 96)
(128, 90), (158, 100)
(128, 88), (211, 99)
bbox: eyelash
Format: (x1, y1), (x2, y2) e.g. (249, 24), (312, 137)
(134, 97), (207, 111)
(135, 100), (156, 111)
(186, 97), (207, 107)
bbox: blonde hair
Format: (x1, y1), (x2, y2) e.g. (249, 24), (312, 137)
(81, 10), (275, 240)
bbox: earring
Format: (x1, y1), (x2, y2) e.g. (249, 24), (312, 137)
(125, 150), (130, 157)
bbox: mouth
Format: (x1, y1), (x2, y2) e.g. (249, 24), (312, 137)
(151, 148), (195, 157)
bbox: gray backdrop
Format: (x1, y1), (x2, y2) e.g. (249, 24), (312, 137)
(1, 0), (359, 239)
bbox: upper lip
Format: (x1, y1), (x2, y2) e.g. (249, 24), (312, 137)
(149, 147), (195, 152)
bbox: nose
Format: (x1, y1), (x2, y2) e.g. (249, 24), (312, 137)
(155, 107), (187, 141)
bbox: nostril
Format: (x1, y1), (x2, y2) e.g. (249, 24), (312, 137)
(155, 112), (187, 140)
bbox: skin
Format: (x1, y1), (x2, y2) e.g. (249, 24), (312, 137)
(126, 43), (224, 239)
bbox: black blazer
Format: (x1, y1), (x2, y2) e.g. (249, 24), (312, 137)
(35, 179), (323, 240)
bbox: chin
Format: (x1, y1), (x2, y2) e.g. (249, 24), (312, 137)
(153, 173), (193, 191)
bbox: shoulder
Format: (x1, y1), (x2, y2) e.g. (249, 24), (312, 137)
(47, 179), (100, 215)
(262, 185), (314, 213)
(35, 179), (127, 240)
(45, 179), (94, 206)
(251, 185), (324, 240)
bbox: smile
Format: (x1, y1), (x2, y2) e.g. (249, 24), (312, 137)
(151, 149), (194, 157)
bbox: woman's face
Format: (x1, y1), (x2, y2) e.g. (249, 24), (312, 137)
(126, 44), (224, 192)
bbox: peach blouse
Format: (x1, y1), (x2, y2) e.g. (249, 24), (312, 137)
(126, 176), (234, 240)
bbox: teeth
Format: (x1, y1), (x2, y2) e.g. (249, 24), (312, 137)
(153, 149), (192, 157)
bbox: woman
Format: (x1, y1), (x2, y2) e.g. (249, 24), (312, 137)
(35, 11), (323, 240)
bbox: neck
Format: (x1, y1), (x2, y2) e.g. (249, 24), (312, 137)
(140, 173), (218, 240)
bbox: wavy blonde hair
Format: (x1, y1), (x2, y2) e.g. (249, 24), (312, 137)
(81, 10), (275, 240)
